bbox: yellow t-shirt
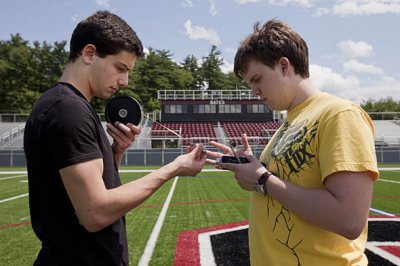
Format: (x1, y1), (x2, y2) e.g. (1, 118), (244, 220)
(250, 92), (379, 266)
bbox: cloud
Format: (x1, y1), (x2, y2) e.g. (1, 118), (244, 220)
(142, 47), (150, 59)
(311, 64), (360, 99)
(332, 0), (400, 16)
(221, 59), (234, 74)
(184, 20), (221, 45)
(342, 59), (384, 75)
(314, 7), (330, 16)
(181, 0), (194, 8)
(362, 76), (400, 102)
(235, 0), (264, 4)
(71, 14), (79, 22)
(268, 0), (314, 7)
(95, 0), (110, 8)
(209, 0), (218, 16)
(310, 64), (400, 104)
(338, 40), (373, 58)
(235, 0), (314, 7)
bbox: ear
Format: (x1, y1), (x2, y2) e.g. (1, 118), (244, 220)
(278, 57), (290, 75)
(81, 44), (97, 65)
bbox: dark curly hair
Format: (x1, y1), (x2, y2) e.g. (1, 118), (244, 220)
(68, 10), (144, 61)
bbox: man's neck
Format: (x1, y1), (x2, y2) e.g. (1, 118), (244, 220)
(59, 62), (92, 101)
(287, 78), (320, 111)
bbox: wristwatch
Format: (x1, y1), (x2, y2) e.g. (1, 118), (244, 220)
(254, 170), (272, 196)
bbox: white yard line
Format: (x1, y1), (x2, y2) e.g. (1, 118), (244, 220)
(378, 167), (400, 171)
(0, 169), (228, 175)
(0, 171), (27, 175)
(0, 174), (27, 181)
(0, 166), (399, 175)
(369, 208), (397, 217)
(379, 179), (400, 184)
(138, 176), (179, 266)
(0, 193), (28, 204)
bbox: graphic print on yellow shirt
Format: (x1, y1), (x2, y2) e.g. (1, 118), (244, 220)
(250, 92), (379, 266)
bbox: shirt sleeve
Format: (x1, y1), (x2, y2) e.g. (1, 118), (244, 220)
(47, 99), (103, 170)
(318, 107), (379, 182)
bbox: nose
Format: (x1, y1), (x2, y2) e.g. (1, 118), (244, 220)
(250, 85), (259, 96)
(118, 73), (129, 88)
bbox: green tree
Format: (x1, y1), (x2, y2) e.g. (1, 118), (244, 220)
(361, 97), (400, 119)
(201, 45), (225, 90)
(223, 72), (249, 90)
(0, 34), (68, 112)
(181, 55), (202, 90)
(128, 48), (193, 112)
(361, 97), (400, 112)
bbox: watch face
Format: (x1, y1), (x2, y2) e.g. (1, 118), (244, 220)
(254, 184), (265, 196)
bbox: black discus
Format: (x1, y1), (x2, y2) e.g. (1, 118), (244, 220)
(105, 96), (142, 126)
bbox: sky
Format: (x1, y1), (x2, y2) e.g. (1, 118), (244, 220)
(0, 0), (399, 104)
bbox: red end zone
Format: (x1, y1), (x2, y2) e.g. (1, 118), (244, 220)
(174, 221), (248, 266)
(174, 217), (400, 266)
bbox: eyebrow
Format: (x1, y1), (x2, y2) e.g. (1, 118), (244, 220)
(117, 61), (133, 71)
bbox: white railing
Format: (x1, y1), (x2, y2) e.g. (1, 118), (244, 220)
(157, 90), (260, 101)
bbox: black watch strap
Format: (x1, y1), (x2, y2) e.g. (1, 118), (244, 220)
(254, 170), (272, 196)
(259, 170), (271, 183)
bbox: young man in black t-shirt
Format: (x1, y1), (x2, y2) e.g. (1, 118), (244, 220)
(24, 11), (206, 265)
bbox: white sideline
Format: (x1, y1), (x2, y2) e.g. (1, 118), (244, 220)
(0, 174), (27, 180)
(0, 167), (399, 175)
(0, 193), (28, 204)
(138, 176), (179, 266)
(379, 178), (400, 184)
(369, 208), (396, 217)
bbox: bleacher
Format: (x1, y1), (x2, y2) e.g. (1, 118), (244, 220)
(223, 121), (281, 145)
(149, 121), (282, 147)
(0, 123), (25, 149)
(2, 119), (400, 150)
(373, 120), (400, 146)
(151, 122), (217, 146)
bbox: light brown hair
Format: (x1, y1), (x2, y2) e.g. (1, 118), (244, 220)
(234, 19), (309, 79)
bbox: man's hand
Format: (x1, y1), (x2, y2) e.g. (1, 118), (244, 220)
(172, 144), (207, 177)
(217, 155), (266, 191)
(207, 133), (253, 166)
(106, 122), (141, 166)
(206, 134), (266, 191)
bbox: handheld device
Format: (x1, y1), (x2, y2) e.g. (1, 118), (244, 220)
(216, 156), (249, 164)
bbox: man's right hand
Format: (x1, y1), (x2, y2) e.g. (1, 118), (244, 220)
(172, 143), (206, 177)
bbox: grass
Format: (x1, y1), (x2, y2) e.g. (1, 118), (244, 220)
(371, 170), (400, 215)
(0, 166), (399, 265)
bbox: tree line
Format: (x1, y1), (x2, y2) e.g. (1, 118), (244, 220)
(0, 34), (399, 113)
(0, 34), (247, 113)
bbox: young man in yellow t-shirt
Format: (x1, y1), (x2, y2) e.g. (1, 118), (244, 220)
(209, 19), (378, 265)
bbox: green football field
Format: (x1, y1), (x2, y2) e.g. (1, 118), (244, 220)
(0, 165), (399, 265)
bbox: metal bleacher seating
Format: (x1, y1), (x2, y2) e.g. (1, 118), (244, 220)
(372, 120), (400, 146)
(150, 121), (282, 147)
(0, 122), (25, 149)
(223, 121), (281, 145)
(151, 122), (217, 146)
(2, 120), (399, 150)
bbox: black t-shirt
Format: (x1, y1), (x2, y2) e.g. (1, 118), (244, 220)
(24, 82), (129, 265)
